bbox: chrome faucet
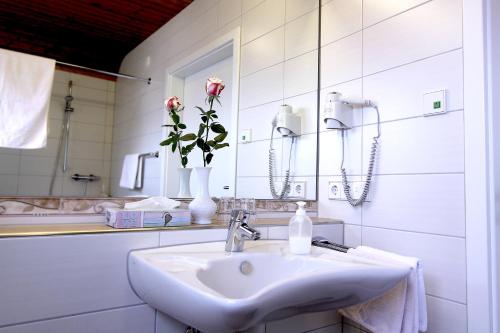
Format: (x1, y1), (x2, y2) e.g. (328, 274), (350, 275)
(225, 209), (261, 252)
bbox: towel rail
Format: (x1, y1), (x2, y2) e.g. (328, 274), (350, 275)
(311, 236), (351, 253)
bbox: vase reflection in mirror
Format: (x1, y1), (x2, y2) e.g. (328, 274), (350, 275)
(177, 167), (192, 198)
(189, 167), (217, 224)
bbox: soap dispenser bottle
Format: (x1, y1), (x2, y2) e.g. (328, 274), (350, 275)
(289, 201), (313, 254)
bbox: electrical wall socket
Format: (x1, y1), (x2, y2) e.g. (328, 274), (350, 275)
(328, 181), (343, 200)
(290, 181), (306, 198)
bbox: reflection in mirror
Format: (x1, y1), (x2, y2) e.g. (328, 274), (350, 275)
(0, 0), (320, 201)
(163, 41), (237, 199)
(0, 71), (115, 197)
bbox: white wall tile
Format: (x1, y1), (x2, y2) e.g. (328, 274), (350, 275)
(218, 0), (242, 27)
(238, 101), (285, 141)
(285, 0), (318, 22)
(268, 223), (343, 244)
(242, 0), (265, 13)
(237, 138), (282, 177)
(0, 175), (18, 195)
(363, 49), (464, 123)
(19, 156), (55, 176)
(362, 226), (466, 302)
(0, 154), (20, 174)
(363, 0), (462, 75)
(426, 295), (467, 333)
(309, 324), (342, 333)
(363, 111), (464, 174)
(69, 141), (105, 160)
(321, 32), (362, 88)
(284, 50), (318, 98)
(319, 127), (362, 176)
(363, 0), (430, 27)
(284, 91), (318, 135)
(159, 229), (227, 246)
(240, 63), (284, 109)
(343, 224), (362, 247)
(0, 305), (155, 333)
(0, 232), (159, 326)
(241, 27), (285, 76)
(362, 174), (465, 237)
(321, 0), (362, 46)
(285, 9), (318, 59)
(71, 122), (106, 143)
(242, 0), (285, 44)
(156, 311), (191, 333)
(266, 310), (340, 333)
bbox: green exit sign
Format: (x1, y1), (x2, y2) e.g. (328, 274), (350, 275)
(433, 101), (442, 109)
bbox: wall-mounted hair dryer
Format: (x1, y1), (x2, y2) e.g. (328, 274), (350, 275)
(269, 104), (301, 199)
(276, 104), (301, 136)
(323, 92), (374, 129)
(323, 92), (380, 207)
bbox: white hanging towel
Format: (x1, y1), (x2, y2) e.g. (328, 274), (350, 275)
(119, 154), (143, 189)
(0, 48), (55, 149)
(340, 246), (428, 333)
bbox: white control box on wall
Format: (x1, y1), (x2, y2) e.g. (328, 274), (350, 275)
(423, 89), (447, 116)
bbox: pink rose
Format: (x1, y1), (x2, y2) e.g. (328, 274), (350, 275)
(206, 77), (225, 97)
(165, 96), (182, 111)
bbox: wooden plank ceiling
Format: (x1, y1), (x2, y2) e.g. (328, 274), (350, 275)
(0, 0), (193, 75)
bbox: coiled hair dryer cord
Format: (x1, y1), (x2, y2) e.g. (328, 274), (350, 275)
(341, 103), (380, 206)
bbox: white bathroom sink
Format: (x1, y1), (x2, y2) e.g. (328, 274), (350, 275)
(128, 240), (409, 333)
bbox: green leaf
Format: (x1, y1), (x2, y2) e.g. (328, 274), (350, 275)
(201, 116), (208, 123)
(212, 114), (218, 119)
(210, 123), (225, 133)
(206, 140), (216, 147)
(196, 138), (205, 149)
(195, 106), (206, 114)
(197, 124), (206, 137)
(171, 113), (180, 124)
(206, 153), (213, 165)
(162, 124), (174, 127)
(180, 133), (197, 141)
(171, 141), (177, 153)
(173, 125), (178, 132)
(181, 156), (188, 167)
(214, 132), (227, 143)
(178, 123), (186, 129)
(214, 143), (230, 150)
(160, 137), (175, 146)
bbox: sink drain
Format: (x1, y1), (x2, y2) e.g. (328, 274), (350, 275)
(240, 261), (253, 275)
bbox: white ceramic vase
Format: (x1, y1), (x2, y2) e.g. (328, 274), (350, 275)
(177, 167), (192, 198)
(189, 167), (216, 224)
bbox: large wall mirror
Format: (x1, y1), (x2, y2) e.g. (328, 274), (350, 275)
(0, 0), (320, 201)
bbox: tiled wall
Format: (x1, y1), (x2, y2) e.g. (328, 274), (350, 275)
(317, 0), (466, 332)
(0, 69), (115, 197)
(114, 0), (466, 331)
(111, 0), (319, 199)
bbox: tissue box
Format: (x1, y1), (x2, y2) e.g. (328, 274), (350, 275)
(106, 208), (142, 228)
(106, 208), (191, 228)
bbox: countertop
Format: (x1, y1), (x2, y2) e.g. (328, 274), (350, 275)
(0, 217), (342, 238)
